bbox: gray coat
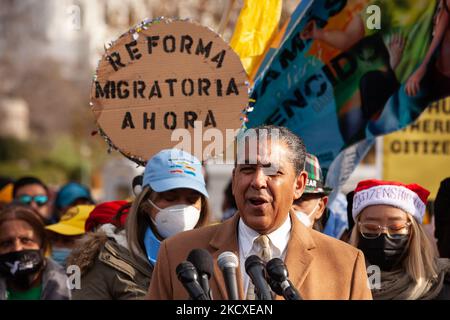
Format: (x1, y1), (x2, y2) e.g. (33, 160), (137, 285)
(0, 258), (71, 300)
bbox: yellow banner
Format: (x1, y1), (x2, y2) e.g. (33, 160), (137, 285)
(230, 0), (282, 75)
(383, 98), (450, 200)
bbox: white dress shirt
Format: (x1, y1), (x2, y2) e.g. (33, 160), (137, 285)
(238, 215), (292, 296)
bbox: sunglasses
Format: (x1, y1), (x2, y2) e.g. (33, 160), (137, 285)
(17, 194), (49, 207)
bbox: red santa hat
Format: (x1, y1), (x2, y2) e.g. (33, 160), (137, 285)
(352, 179), (430, 223)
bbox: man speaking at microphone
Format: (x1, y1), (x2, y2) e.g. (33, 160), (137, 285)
(147, 125), (372, 300)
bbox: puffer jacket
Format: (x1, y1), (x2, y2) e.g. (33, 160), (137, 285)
(68, 224), (152, 300)
(0, 258), (71, 300)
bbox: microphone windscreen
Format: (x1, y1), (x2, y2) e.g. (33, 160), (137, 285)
(187, 249), (214, 279)
(266, 258), (287, 281)
(175, 261), (197, 280)
(244, 255), (264, 273)
(217, 251), (239, 270)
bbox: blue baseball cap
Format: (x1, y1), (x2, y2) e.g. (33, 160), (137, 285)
(55, 182), (93, 209)
(143, 149), (209, 198)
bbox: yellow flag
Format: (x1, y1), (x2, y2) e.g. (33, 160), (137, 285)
(230, 0), (282, 75)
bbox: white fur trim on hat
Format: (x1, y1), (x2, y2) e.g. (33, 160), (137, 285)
(352, 185), (426, 222)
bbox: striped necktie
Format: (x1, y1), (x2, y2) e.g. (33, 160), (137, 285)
(246, 235), (272, 300)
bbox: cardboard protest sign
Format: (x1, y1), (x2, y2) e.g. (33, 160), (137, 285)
(91, 18), (248, 165)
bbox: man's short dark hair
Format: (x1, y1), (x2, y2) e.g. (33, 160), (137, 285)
(236, 125), (307, 176)
(13, 176), (48, 198)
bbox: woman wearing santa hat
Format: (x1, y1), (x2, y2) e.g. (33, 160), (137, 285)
(349, 179), (450, 299)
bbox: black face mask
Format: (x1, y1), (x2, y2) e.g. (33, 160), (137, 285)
(0, 249), (44, 290)
(358, 234), (409, 271)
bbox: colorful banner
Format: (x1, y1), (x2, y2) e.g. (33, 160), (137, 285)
(246, 0), (450, 190)
(383, 98), (450, 199)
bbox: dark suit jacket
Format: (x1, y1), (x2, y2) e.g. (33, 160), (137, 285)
(148, 213), (372, 300)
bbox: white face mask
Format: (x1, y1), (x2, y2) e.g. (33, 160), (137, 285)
(295, 199), (320, 228)
(148, 199), (201, 239)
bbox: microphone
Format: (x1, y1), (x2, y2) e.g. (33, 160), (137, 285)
(217, 251), (239, 300)
(176, 261), (209, 300)
(266, 258), (302, 300)
(187, 249), (214, 300)
(244, 255), (273, 300)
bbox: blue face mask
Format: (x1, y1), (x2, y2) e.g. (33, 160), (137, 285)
(143, 227), (161, 266)
(51, 247), (72, 267)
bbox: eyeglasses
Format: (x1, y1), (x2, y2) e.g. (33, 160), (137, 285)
(17, 194), (49, 207)
(358, 221), (411, 239)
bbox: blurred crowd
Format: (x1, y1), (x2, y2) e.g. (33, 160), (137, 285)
(1, 126), (450, 300)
